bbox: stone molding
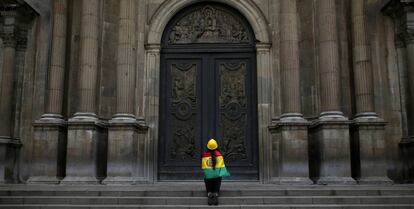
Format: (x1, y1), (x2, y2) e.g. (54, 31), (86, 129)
(269, 121), (310, 132)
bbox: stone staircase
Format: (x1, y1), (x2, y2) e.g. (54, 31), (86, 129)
(1, 183), (414, 208)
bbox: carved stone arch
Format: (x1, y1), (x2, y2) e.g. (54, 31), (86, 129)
(147, 0), (270, 45)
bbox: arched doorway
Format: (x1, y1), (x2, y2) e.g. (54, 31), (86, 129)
(158, 3), (258, 180)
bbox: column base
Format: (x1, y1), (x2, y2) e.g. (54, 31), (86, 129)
(356, 177), (393, 185)
(0, 138), (10, 183)
(71, 112), (98, 121)
(40, 113), (65, 122)
(269, 117), (311, 184)
(315, 177), (356, 185)
(106, 117), (149, 184)
(351, 116), (392, 184)
(27, 176), (61, 184)
(31, 119), (66, 184)
(310, 116), (353, 184)
(65, 114), (107, 185)
(272, 177), (313, 185)
(319, 111), (347, 120)
(60, 176), (100, 185)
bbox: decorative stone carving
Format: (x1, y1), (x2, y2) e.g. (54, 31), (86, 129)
(0, 25), (17, 48)
(168, 5), (250, 44)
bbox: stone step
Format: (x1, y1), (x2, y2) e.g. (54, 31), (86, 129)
(1, 204), (414, 209)
(2, 189), (414, 197)
(1, 196), (414, 205)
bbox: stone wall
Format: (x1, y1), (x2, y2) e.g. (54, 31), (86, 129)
(0, 0), (411, 183)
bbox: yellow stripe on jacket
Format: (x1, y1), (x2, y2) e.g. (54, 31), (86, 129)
(202, 156), (225, 169)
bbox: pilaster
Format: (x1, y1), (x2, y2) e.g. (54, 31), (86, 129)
(62, 0), (104, 184)
(311, 0), (354, 184)
(350, 0), (392, 184)
(29, 0), (68, 184)
(0, 7), (18, 184)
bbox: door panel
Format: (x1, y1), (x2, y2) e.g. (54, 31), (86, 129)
(159, 58), (203, 180)
(215, 56), (258, 180)
(159, 53), (258, 180)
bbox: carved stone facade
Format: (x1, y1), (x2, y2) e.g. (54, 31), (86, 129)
(0, 0), (413, 185)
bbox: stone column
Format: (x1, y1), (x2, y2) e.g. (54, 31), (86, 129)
(255, 43), (272, 182)
(310, 0), (355, 184)
(29, 0), (68, 184)
(0, 9), (18, 184)
(62, 0), (106, 184)
(350, 0), (392, 184)
(103, 0), (148, 185)
(270, 0), (311, 184)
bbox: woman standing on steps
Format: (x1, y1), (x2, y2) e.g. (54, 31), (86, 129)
(201, 138), (231, 206)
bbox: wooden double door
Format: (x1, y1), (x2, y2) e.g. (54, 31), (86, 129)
(159, 51), (258, 180)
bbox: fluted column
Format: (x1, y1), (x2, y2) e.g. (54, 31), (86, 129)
(42, 0), (68, 120)
(310, 0), (355, 185)
(350, 0), (391, 184)
(104, 0), (148, 185)
(318, 0), (343, 118)
(0, 13), (17, 140)
(280, 0), (302, 120)
(270, 0), (311, 185)
(351, 0), (376, 117)
(114, 0), (136, 119)
(0, 9), (17, 184)
(75, 0), (99, 118)
(29, 0), (68, 184)
(63, 0), (105, 185)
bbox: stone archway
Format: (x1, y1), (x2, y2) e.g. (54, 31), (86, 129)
(144, 0), (272, 182)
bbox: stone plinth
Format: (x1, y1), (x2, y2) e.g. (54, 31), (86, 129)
(28, 118), (66, 184)
(0, 138), (10, 184)
(61, 116), (107, 184)
(103, 118), (148, 185)
(310, 118), (356, 185)
(351, 117), (393, 184)
(269, 119), (313, 185)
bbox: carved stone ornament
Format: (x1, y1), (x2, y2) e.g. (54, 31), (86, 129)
(0, 25), (17, 47)
(168, 5), (250, 44)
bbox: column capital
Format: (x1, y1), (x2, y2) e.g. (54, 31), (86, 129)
(1, 24), (17, 48)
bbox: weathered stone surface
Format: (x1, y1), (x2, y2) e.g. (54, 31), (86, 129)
(0, 0), (412, 184)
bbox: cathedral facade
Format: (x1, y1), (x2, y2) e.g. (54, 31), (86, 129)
(0, 0), (413, 184)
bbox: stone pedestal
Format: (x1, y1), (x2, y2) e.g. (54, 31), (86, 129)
(61, 115), (107, 184)
(269, 119), (312, 185)
(0, 138), (10, 184)
(400, 137), (414, 183)
(310, 117), (356, 185)
(351, 117), (393, 184)
(102, 117), (148, 185)
(28, 118), (66, 184)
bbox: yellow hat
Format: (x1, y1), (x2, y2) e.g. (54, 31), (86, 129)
(207, 139), (218, 150)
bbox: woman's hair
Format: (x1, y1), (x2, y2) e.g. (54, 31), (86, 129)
(209, 149), (217, 170)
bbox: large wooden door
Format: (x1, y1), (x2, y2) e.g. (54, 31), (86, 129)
(158, 3), (258, 180)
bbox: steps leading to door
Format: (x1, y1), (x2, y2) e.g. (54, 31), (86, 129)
(1, 183), (414, 208)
